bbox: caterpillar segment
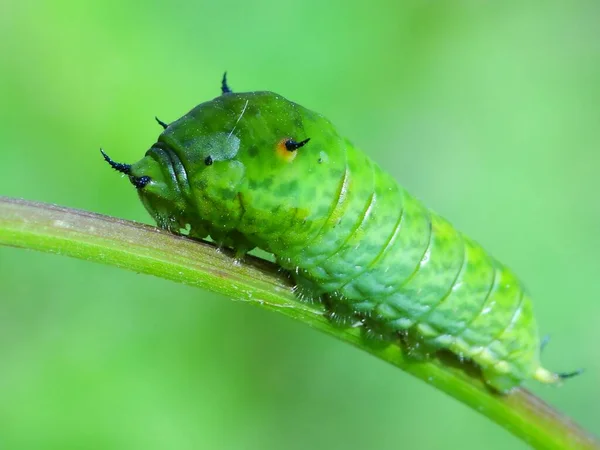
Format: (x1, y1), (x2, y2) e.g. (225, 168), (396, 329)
(102, 77), (579, 393)
(278, 142), (554, 392)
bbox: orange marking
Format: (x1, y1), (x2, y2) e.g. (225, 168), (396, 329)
(276, 138), (297, 162)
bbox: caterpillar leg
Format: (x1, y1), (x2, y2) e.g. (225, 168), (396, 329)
(319, 294), (402, 346)
(320, 295), (392, 343)
(399, 330), (437, 361)
(290, 274), (323, 304)
(478, 358), (523, 393)
(321, 295), (359, 328)
(482, 368), (521, 393)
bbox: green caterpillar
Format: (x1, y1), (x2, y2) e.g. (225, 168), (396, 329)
(102, 75), (580, 392)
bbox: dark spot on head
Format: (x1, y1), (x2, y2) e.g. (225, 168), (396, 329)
(248, 146), (259, 157)
(132, 175), (151, 189)
(204, 155), (213, 166)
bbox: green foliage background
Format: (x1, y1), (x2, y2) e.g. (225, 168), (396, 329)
(1, 1), (599, 448)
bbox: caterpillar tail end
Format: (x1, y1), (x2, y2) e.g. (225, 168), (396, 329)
(534, 367), (584, 385)
(558, 368), (585, 380)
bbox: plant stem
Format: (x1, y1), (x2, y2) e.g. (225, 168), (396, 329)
(0, 196), (597, 449)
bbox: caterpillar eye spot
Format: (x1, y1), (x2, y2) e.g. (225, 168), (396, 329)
(204, 155), (213, 166)
(276, 137), (309, 162)
(284, 138), (310, 151)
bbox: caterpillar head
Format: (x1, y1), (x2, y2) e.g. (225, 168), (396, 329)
(102, 77), (338, 249)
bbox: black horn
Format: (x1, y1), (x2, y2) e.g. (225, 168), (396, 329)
(100, 149), (131, 175)
(221, 71), (232, 94)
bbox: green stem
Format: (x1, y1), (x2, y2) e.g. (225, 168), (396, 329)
(0, 196), (597, 449)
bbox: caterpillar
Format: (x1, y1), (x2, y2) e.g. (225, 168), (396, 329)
(102, 74), (580, 392)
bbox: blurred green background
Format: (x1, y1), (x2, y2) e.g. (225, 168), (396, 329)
(1, 1), (599, 448)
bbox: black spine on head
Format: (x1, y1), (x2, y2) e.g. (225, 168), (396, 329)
(221, 72), (232, 94)
(155, 116), (168, 129)
(100, 149), (131, 175)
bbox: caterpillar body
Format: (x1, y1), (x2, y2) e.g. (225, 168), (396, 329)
(102, 76), (579, 392)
